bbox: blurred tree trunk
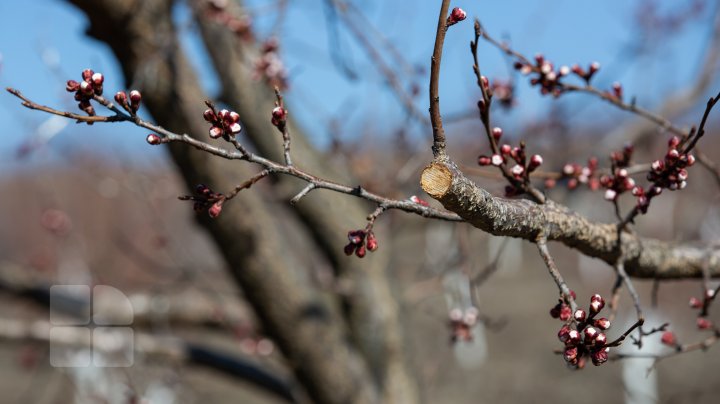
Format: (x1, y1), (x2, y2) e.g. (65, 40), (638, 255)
(64, 0), (418, 402)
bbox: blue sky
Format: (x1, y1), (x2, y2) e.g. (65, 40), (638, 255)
(0, 0), (717, 173)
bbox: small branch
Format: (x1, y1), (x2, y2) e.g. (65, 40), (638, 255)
(7, 87), (462, 224)
(290, 183), (316, 205)
(536, 237), (577, 312)
(429, 0), (452, 157)
(225, 170), (271, 201)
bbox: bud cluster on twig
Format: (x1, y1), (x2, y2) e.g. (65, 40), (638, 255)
(254, 38), (288, 90)
(179, 184), (225, 218)
(203, 101), (242, 139)
(448, 307), (478, 343)
(552, 293), (612, 368)
(205, 0), (253, 41)
(65, 68), (105, 119)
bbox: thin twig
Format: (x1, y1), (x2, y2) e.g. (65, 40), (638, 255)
(429, 0), (452, 157)
(536, 237), (576, 312)
(7, 87), (463, 223)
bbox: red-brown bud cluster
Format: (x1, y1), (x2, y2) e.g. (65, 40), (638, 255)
(554, 157), (600, 191)
(253, 37), (288, 89)
(66, 69), (105, 118)
(513, 55), (591, 97)
(552, 293), (611, 368)
(490, 79), (515, 109)
(205, 0), (254, 41)
(646, 136), (694, 191)
(409, 195), (430, 207)
(344, 229), (379, 258)
(597, 145), (638, 202)
(179, 183), (226, 218)
(660, 331), (677, 347)
(113, 89), (142, 115)
(446, 7), (467, 26)
(448, 307), (478, 343)
(271, 106), (287, 129)
(203, 104), (242, 139)
(570, 61), (601, 83)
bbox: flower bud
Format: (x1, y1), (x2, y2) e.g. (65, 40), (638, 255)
(491, 154), (503, 166)
(129, 90), (142, 107)
(146, 134), (161, 145)
(81, 68), (94, 81)
(208, 202), (223, 218)
(697, 317), (712, 330)
(447, 7), (467, 26)
(661, 331), (676, 347)
(591, 347), (609, 366)
(355, 244), (367, 258)
(492, 127), (503, 141)
(594, 318), (610, 330)
(209, 126), (224, 139)
(91, 72), (104, 86)
(203, 108), (216, 122)
(66, 80), (80, 92)
(115, 91), (127, 105)
(574, 309), (586, 322)
(366, 232), (378, 251)
(584, 326), (598, 344)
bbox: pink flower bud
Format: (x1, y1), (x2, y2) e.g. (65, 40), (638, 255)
(208, 202), (223, 218)
(410, 195), (430, 206)
(563, 346), (578, 363)
(447, 7), (467, 26)
(66, 80), (80, 92)
(91, 72), (104, 86)
(591, 347), (609, 366)
(218, 109), (230, 120)
(129, 90), (142, 105)
(344, 243), (356, 256)
(668, 136), (680, 149)
(604, 189), (617, 201)
(574, 309), (586, 322)
(589, 62), (600, 73)
(146, 134), (161, 145)
(558, 325), (571, 343)
(492, 127), (503, 141)
(500, 144), (512, 155)
(114, 91), (127, 105)
(528, 154), (543, 170)
(229, 111), (240, 122)
(559, 305), (572, 321)
(612, 82), (623, 98)
(686, 154), (696, 166)
(80, 80), (94, 96)
(559, 65), (570, 76)
(584, 327), (598, 344)
(209, 126), (224, 139)
(355, 244), (367, 258)
(511, 164), (525, 177)
(366, 232), (378, 251)
(661, 331), (676, 347)
(697, 317), (712, 330)
(706, 289), (716, 299)
(491, 154), (503, 166)
(567, 329), (581, 345)
(689, 296), (702, 308)
(594, 332), (607, 346)
(203, 109), (216, 122)
(594, 318), (610, 330)
(81, 68), (94, 81)
(228, 122), (242, 134)
(478, 155), (492, 166)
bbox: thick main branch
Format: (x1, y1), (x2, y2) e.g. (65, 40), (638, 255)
(421, 161), (720, 279)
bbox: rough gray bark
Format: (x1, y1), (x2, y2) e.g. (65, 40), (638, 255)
(421, 160), (720, 279)
(65, 0), (382, 402)
(190, 2), (418, 402)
